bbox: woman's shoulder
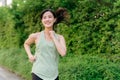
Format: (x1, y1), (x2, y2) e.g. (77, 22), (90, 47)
(28, 32), (41, 39)
(57, 34), (64, 39)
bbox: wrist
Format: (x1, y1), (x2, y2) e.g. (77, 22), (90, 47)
(28, 54), (33, 57)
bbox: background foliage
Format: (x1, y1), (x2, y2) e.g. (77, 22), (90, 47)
(0, 0), (120, 80)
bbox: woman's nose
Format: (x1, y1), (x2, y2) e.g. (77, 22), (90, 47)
(45, 17), (50, 20)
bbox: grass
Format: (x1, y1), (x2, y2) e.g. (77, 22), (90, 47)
(0, 48), (32, 80)
(0, 48), (120, 80)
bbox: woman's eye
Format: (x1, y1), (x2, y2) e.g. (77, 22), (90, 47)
(48, 15), (53, 18)
(43, 16), (46, 19)
(49, 16), (51, 18)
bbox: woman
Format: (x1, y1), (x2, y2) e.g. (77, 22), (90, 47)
(24, 8), (68, 80)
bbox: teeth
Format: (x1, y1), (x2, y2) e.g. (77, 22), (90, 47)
(45, 22), (50, 24)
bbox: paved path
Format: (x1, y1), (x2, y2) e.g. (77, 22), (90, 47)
(0, 67), (24, 80)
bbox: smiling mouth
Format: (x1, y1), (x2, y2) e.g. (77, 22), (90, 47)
(45, 22), (52, 25)
(46, 23), (50, 25)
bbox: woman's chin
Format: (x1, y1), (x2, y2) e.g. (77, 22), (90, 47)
(45, 25), (52, 28)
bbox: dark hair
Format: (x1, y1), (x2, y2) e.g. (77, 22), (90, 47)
(40, 7), (68, 25)
(40, 9), (56, 19)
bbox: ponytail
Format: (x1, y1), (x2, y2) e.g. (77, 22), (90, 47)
(55, 7), (68, 24)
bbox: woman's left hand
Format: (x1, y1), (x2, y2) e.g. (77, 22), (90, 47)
(49, 31), (55, 40)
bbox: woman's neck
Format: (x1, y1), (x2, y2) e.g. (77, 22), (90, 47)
(44, 28), (53, 41)
(44, 28), (53, 35)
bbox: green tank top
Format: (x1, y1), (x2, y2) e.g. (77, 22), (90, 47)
(32, 31), (59, 80)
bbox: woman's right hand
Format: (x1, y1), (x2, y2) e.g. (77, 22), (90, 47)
(28, 55), (36, 63)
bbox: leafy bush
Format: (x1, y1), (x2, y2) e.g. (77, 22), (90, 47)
(59, 54), (120, 80)
(0, 7), (19, 48)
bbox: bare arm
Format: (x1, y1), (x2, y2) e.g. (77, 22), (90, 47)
(24, 33), (36, 62)
(53, 35), (66, 56)
(49, 31), (67, 56)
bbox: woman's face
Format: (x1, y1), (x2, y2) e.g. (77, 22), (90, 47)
(41, 11), (56, 28)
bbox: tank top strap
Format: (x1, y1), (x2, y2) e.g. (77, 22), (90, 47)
(40, 31), (45, 41)
(36, 31), (44, 48)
